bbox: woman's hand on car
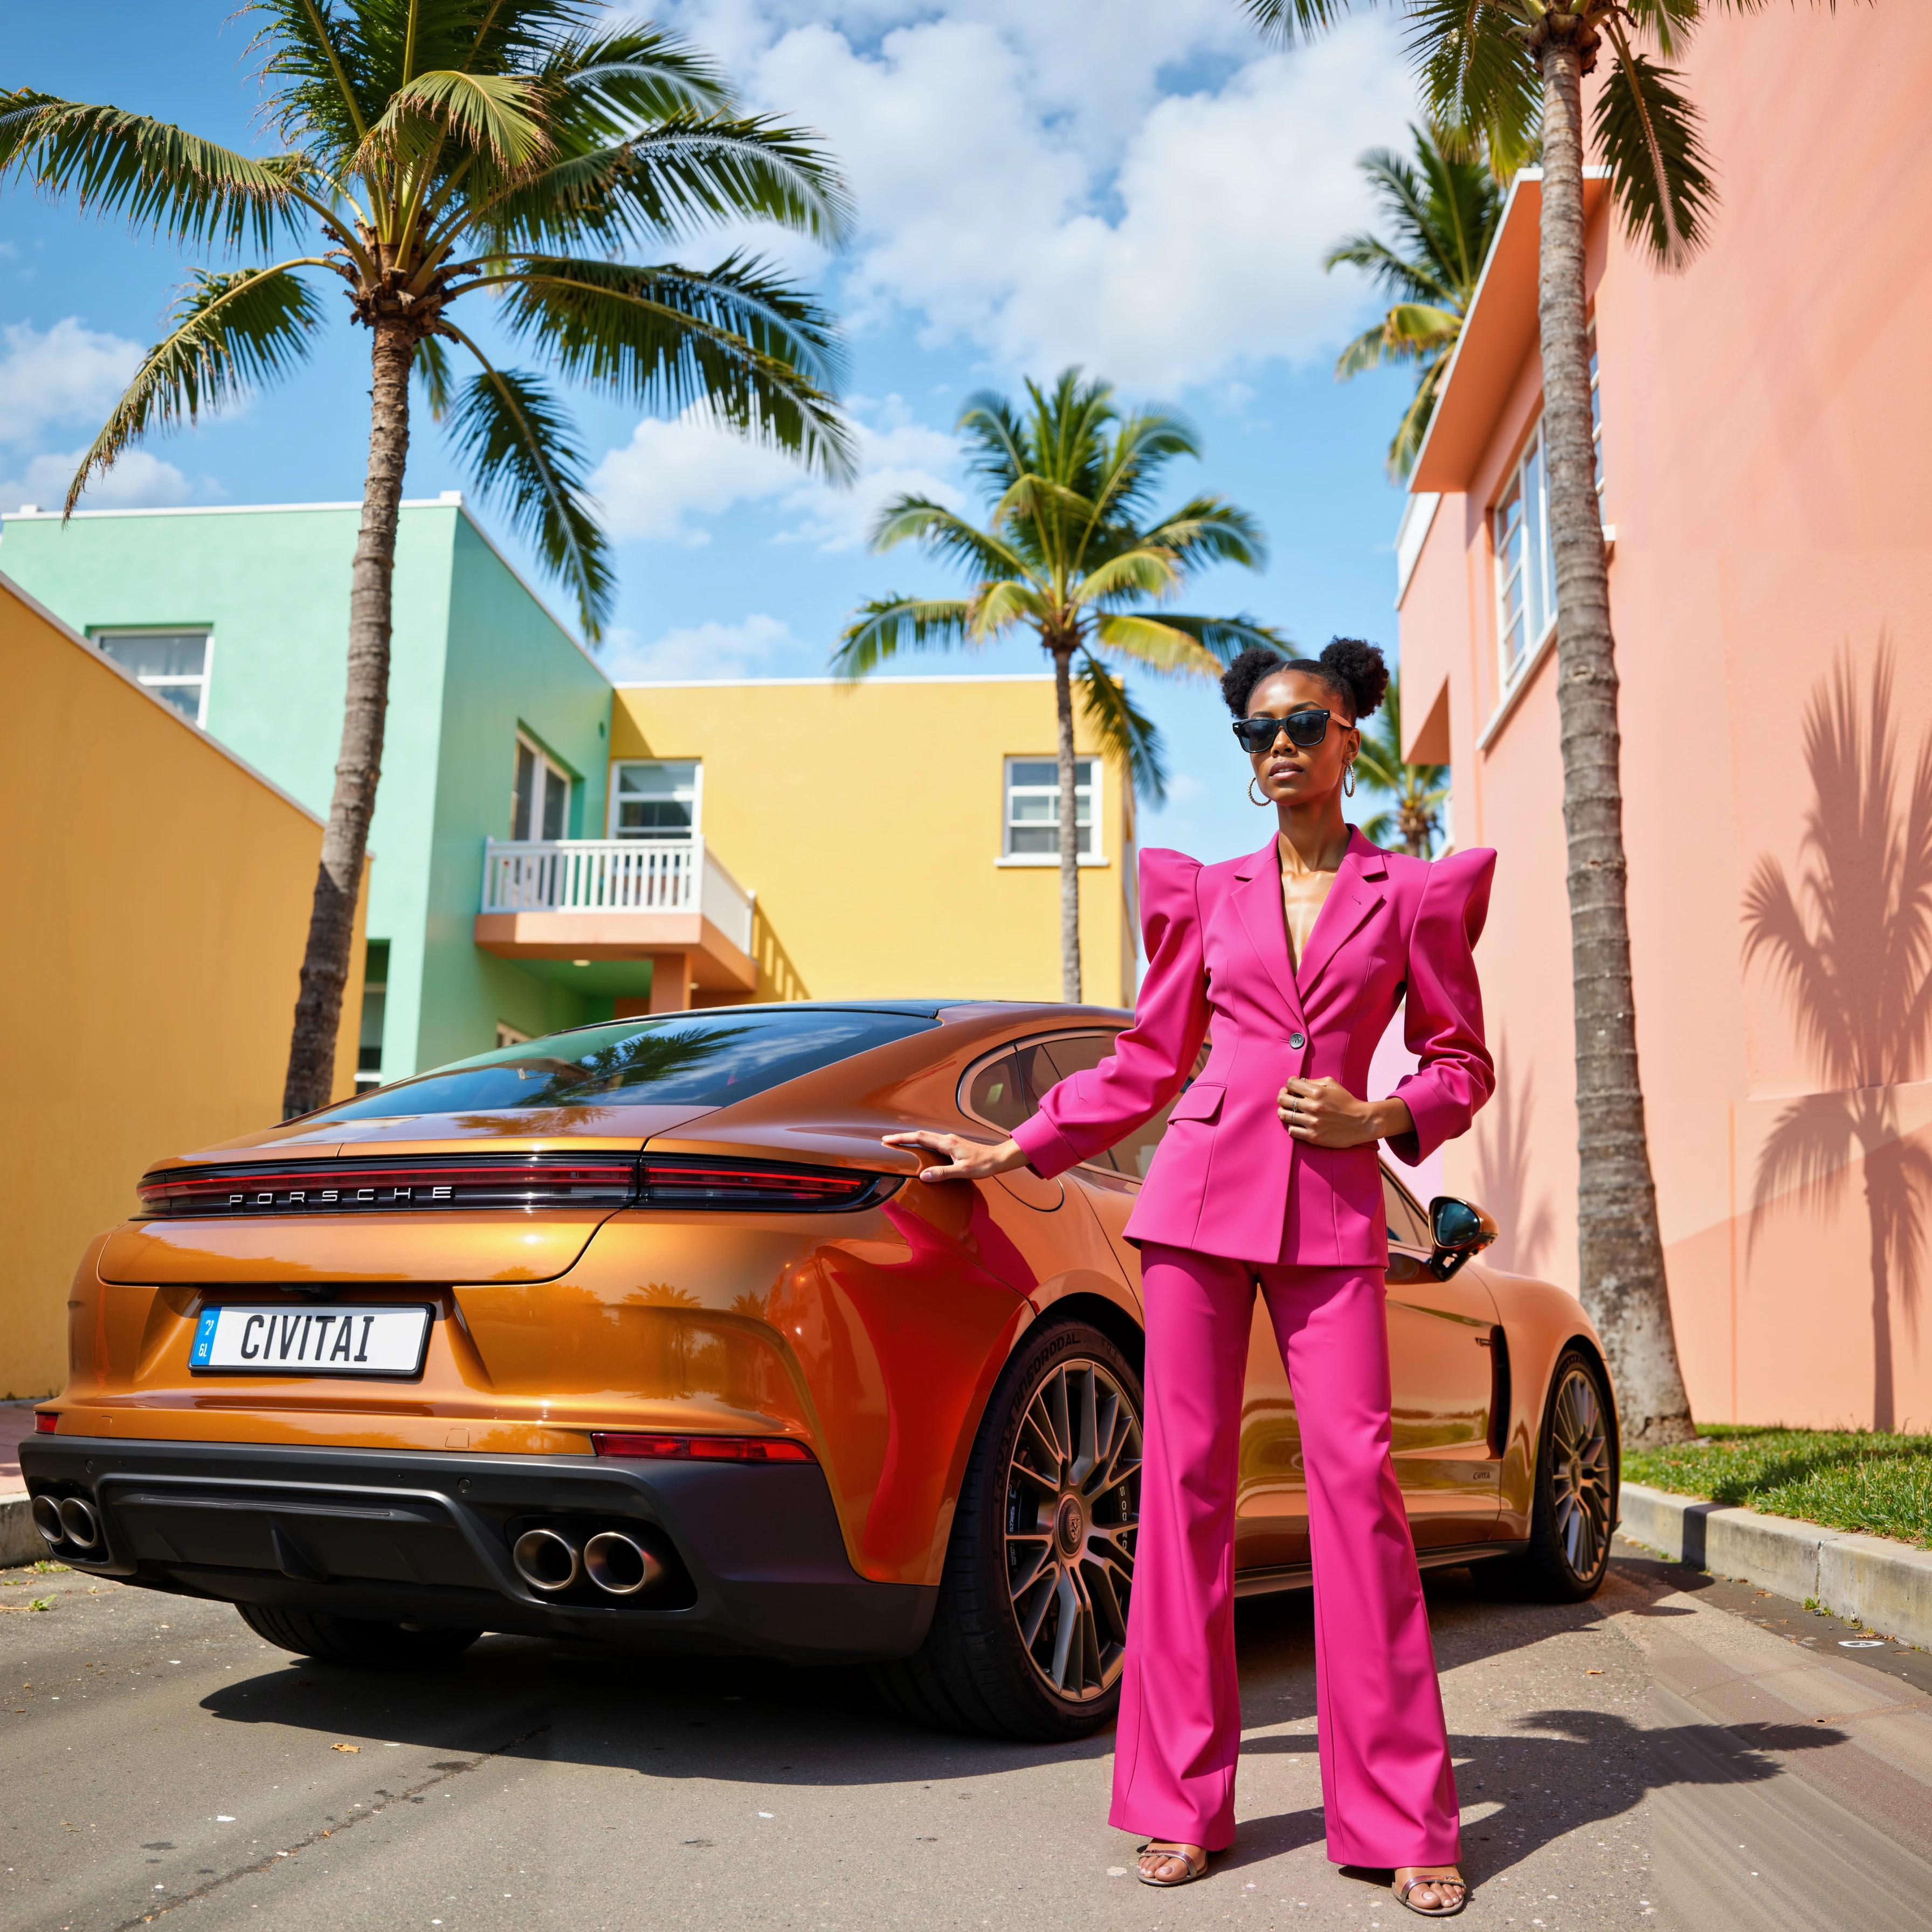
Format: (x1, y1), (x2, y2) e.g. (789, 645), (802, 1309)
(882, 1129), (1028, 1183)
(1278, 1079), (1414, 1149)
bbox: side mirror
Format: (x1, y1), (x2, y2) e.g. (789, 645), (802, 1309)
(1427, 1195), (1498, 1280)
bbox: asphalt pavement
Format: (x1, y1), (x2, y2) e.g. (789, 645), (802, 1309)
(3, 1541), (1929, 1932)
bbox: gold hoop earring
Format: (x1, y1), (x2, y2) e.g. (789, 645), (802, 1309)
(1248, 777), (1270, 807)
(1342, 761), (1356, 799)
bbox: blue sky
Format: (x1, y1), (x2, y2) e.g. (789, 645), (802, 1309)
(2, 0), (1426, 865)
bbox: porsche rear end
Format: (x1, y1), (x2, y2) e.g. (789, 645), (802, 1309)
(20, 1004), (1044, 1663)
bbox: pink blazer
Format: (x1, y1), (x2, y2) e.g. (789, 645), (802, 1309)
(1011, 829), (1496, 1267)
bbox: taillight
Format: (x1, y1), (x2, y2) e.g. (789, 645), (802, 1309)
(33, 1412), (57, 1434)
(591, 1432), (816, 1463)
(136, 1154), (640, 1218)
(637, 1156), (899, 1212)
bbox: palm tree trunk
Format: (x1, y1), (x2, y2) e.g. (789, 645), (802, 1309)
(1053, 644), (1082, 1003)
(1862, 1160), (1896, 1432)
(1538, 23), (1694, 1446)
(281, 315), (413, 1116)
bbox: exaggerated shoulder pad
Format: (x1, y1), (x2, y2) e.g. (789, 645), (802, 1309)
(1136, 846), (1204, 953)
(1416, 845), (1498, 945)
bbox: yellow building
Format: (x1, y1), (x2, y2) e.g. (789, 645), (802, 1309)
(0, 573), (364, 1397)
(476, 674), (1140, 1013)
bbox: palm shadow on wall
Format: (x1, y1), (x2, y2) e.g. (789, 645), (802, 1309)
(1742, 643), (1932, 1431)
(1471, 1033), (1556, 1278)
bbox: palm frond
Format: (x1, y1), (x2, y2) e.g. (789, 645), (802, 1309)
(64, 264), (325, 516)
(1136, 612), (1288, 664)
(438, 334), (613, 638)
(1078, 654), (1168, 804)
(955, 391), (1032, 495)
(1141, 497), (1268, 572)
(971, 579), (1050, 637)
(1074, 549), (1182, 607)
(1090, 613), (1237, 679)
(466, 116), (850, 253)
(415, 332), (455, 419)
(0, 91), (309, 251)
(536, 24), (730, 137)
(1237, 0), (1356, 45)
(831, 596), (974, 678)
(1594, 30), (1716, 267)
(868, 498), (1031, 580)
(248, 0), (372, 160)
(364, 68), (551, 169)
(493, 251), (853, 480)
(1406, 0), (1539, 172)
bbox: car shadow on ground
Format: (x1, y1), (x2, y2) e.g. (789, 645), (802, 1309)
(194, 1551), (1845, 1886)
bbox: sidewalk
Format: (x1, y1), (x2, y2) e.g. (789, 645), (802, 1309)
(1621, 1479), (1932, 1652)
(2, 1398), (42, 1564)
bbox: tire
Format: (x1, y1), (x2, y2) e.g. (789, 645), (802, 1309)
(1489, 1347), (1617, 1602)
(236, 1602), (481, 1670)
(870, 1319), (1142, 1743)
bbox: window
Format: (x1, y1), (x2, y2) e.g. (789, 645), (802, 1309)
(1003, 757), (1098, 861)
(95, 629), (211, 727)
(961, 1032), (1208, 1181)
(495, 1022), (531, 1050)
(306, 1008), (940, 1122)
(1383, 1171), (1432, 1250)
(356, 940), (389, 1092)
(610, 760), (700, 837)
(512, 736), (571, 841)
(1589, 322), (1605, 494)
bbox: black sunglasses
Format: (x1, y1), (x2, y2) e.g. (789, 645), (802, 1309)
(1232, 708), (1352, 754)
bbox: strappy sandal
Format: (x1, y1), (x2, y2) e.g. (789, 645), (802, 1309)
(1136, 1842), (1209, 1887)
(1393, 1869), (1467, 1916)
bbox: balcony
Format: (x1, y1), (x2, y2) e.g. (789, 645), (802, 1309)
(474, 837), (757, 1011)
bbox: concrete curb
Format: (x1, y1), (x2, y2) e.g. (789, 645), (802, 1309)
(1620, 1480), (1932, 1650)
(1, 1496), (45, 1569)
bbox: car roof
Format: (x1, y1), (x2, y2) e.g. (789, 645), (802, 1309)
(542, 998), (1132, 1039)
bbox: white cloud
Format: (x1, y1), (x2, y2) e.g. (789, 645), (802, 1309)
(603, 611), (804, 680)
(0, 318), (142, 446)
(590, 393), (960, 550)
(0, 445), (192, 514)
(653, 2), (1411, 393)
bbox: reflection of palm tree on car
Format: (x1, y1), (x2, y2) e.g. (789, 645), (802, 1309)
(1742, 645), (1932, 1432)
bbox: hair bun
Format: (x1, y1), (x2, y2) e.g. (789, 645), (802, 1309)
(1318, 637), (1389, 720)
(1219, 644), (1287, 719)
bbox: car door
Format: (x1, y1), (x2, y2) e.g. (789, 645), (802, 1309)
(1379, 1172), (1503, 1547)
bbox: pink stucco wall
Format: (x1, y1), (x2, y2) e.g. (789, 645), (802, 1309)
(1397, 5), (1932, 1430)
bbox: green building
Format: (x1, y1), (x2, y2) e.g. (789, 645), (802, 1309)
(2, 497), (618, 1084)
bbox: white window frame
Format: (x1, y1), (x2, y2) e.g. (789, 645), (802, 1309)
(93, 627), (213, 728)
(997, 755), (1107, 868)
(495, 1022), (532, 1050)
(608, 758), (703, 839)
(1492, 334), (1607, 698)
(512, 733), (573, 842)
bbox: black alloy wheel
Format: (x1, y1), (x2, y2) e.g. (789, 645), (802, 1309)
(236, 1603), (482, 1669)
(868, 1319), (1143, 1742)
(1494, 1346), (1617, 1601)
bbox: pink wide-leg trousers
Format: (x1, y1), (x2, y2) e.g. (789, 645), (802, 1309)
(1109, 1246), (1461, 1867)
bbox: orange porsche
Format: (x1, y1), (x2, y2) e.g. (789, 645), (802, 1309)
(23, 1002), (1617, 1741)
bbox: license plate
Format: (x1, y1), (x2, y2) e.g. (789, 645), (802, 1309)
(189, 1304), (433, 1378)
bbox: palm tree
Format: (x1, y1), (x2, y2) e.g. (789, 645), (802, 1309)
(832, 369), (1280, 1002)
(1354, 680), (1448, 857)
(1, 2), (852, 1117)
(1241, 0), (1848, 1447)
(1324, 122), (1503, 478)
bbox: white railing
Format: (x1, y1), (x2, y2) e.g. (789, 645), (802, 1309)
(482, 837), (754, 954)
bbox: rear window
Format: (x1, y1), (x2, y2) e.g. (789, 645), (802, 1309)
(304, 1009), (938, 1123)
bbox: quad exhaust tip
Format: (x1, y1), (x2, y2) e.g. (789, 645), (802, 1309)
(511, 1526), (581, 1594)
(511, 1523), (668, 1599)
(34, 1495), (102, 1552)
(583, 1530), (666, 1598)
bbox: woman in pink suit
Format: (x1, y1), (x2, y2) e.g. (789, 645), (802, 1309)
(887, 638), (1493, 1917)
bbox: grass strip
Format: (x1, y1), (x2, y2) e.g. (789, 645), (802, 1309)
(1626, 1424), (1932, 1549)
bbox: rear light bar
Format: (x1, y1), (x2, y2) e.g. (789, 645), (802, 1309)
(135, 1151), (901, 1218)
(638, 1157), (899, 1212)
(591, 1431), (816, 1463)
(33, 1412), (57, 1434)
(137, 1154), (639, 1218)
